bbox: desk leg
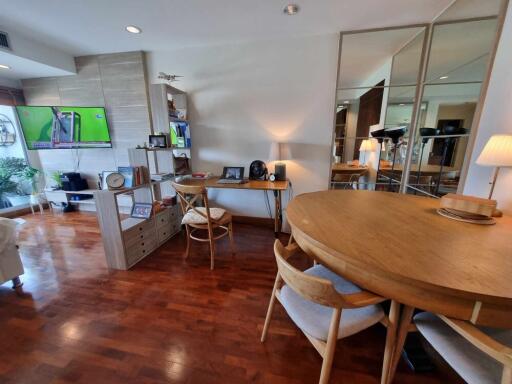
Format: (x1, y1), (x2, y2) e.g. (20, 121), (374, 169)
(273, 190), (282, 238)
(387, 305), (415, 384)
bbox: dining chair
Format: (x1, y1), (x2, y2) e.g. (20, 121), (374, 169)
(261, 239), (393, 384)
(414, 312), (512, 384)
(172, 181), (235, 270)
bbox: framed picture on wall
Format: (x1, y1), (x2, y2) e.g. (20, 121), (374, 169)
(149, 134), (168, 148)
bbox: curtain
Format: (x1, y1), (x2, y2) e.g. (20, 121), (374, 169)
(0, 87), (25, 106)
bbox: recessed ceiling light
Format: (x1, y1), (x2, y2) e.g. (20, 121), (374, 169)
(283, 4), (300, 15)
(0, 64), (10, 70)
(439, 75), (449, 80)
(343, 100), (350, 104)
(399, 103), (405, 106)
(126, 25), (142, 34)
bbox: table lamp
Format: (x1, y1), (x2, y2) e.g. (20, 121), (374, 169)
(269, 142), (292, 181)
(359, 139), (374, 166)
(476, 134), (512, 199)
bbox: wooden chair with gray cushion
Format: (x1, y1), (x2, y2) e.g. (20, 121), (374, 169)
(172, 181), (235, 270)
(415, 312), (512, 384)
(261, 239), (394, 384)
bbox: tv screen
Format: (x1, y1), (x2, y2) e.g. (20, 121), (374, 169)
(16, 106), (112, 150)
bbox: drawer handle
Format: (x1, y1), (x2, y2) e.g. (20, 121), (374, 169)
(141, 242), (145, 246)
(140, 235), (143, 239)
(142, 249), (146, 253)
(138, 227), (143, 231)
(163, 232), (167, 236)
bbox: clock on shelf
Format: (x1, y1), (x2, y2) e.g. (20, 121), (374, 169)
(106, 172), (125, 190)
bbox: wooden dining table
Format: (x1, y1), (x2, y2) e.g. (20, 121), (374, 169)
(286, 190), (512, 383)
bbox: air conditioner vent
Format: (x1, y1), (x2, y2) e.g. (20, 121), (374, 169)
(0, 32), (11, 50)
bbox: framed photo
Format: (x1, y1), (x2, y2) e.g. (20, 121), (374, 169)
(131, 203), (153, 219)
(149, 134), (168, 148)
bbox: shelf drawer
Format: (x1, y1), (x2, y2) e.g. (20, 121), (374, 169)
(126, 236), (157, 265)
(124, 229), (155, 248)
(156, 209), (171, 228)
(122, 218), (154, 240)
(157, 226), (172, 244)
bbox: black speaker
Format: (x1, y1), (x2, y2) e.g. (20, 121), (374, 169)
(275, 163), (286, 181)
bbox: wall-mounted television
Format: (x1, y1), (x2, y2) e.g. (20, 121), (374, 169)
(16, 106), (112, 150)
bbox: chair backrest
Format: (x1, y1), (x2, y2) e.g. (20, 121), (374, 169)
(172, 181), (214, 225)
(274, 240), (385, 309)
(274, 240), (346, 308)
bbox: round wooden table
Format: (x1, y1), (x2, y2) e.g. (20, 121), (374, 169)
(287, 190), (512, 383)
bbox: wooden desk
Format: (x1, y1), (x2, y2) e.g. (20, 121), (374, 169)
(175, 176), (289, 236)
(287, 190), (512, 383)
(331, 163), (369, 175)
(380, 164), (460, 176)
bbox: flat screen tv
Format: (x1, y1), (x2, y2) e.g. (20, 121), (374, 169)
(16, 106), (112, 149)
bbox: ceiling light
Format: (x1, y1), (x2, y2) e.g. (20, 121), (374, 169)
(126, 25), (142, 34)
(439, 75), (449, 80)
(0, 64), (10, 70)
(283, 4), (300, 15)
(399, 103), (405, 106)
(343, 100), (350, 104)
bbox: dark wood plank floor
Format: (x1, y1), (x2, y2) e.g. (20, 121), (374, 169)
(0, 211), (462, 384)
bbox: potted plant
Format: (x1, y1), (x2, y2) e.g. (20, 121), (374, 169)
(0, 157), (39, 208)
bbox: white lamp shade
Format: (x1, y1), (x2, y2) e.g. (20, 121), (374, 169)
(269, 142), (292, 161)
(359, 139), (374, 152)
(269, 142), (280, 161)
(476, 134), (512, 166)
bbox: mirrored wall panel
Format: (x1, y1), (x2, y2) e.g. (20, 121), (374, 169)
(331, 0), (505, 195)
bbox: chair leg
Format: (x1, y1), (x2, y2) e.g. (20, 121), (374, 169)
(261, 273), (282, 342)
(208, 226), (215, 270)
(381, 300), (400, 384)
(30, 204), (35, 215)
(228, 222), (235, 255)
(185, 225), (191, 259)
(319, 308), (341, 384)
(502, 366), (512, 384)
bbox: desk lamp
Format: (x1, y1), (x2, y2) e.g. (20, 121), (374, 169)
(269, 142), (292, 181)
(476, 134), (512, 199)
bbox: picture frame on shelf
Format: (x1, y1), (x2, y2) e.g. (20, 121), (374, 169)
(130, 202), (153, 219)
(149, 134), (168, 148)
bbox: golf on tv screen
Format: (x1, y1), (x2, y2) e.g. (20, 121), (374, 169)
(16, 106), (112, 150)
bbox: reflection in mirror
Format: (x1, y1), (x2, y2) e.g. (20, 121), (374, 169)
(426, 18), (498, 84)
(390, 30), (425, 86)
(406, 82), (482, 197)
(338, 27), (425, 88)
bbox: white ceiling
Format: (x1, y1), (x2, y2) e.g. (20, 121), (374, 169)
(0, 0), (454, 57)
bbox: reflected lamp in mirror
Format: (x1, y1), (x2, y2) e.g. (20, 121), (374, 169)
(476, 134), (512, 199)
(269, 142), (292, 181)
(358, 139), (374, 166)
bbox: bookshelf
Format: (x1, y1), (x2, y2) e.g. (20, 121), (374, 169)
(95, 148), (182, 270)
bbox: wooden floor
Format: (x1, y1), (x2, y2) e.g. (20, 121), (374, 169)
(0, 211), (462, 384)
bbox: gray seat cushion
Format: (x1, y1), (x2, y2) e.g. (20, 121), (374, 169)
(415, 312), (512, 384)
(280, 265), (384, 341)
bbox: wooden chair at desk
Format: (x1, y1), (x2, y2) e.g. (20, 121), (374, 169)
(261, 240), (394, 384)
(172, 181), (235, 270)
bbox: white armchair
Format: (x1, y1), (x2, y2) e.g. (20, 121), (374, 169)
(0, 218), (24, 289)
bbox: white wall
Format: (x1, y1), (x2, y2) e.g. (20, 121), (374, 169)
(463, 3), (512, 213)
(147, 34), (338, 222)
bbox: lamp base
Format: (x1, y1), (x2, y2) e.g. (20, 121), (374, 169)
(275, 163), (286, 181)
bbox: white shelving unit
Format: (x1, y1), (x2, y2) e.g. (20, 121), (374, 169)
(94, 148), (182, 270)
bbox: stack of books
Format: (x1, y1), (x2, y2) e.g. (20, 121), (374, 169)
(118, 166), (147, 188)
